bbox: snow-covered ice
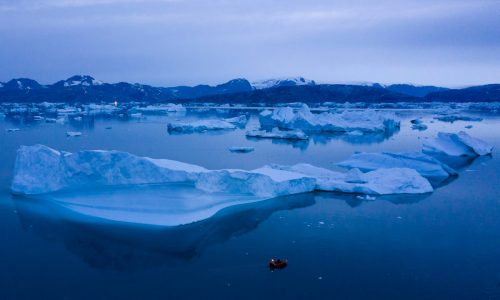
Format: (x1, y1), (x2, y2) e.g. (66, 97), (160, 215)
(423, 131), (493, 157)
(337, 152), (458, 181)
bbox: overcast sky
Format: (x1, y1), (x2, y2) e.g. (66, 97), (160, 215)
(0, 0), (499, 87)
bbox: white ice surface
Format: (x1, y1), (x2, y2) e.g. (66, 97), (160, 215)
(423, 131), (493, 157)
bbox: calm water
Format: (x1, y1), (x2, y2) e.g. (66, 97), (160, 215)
(1, 109), (500, 299)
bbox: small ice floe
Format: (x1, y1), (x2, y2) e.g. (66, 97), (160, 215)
(410, 119), (428, 131)
(168, 119), (237, 132)
(423, 131), (493, 157)
(356, 195), (376, 201)
(129, 113), (143, 118)
(465, 125), (473, 129)
(66, 131), (82, 137)
(33, 116), (44, 121)
(246, 128), (309, 140)
(45, 118), (57, 123)
(337, 152), (457, 182)
(434, 115), (483, 123)
(229, 147), (255, 153)
(73, 116), (83, 122)
(6, 128), (20, 132)
(105, 126), (112, 130)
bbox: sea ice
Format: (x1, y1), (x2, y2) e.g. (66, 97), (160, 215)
(423, 131), (493, 157)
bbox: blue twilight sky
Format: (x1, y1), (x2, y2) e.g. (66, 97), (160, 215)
(0, 0), (499, 87)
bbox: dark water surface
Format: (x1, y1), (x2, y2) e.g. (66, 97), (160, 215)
(1, 111), (500, 299)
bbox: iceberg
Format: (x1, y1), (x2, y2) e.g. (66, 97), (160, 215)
(410, 119), (428, 131)
(259, 104), (400, 133)
(336, 152), (457, 181)
(246, 128), (309, 140)
(167, 116), (246, 133)
(423, 131), (493, 157)
(11, 145), (434, 197)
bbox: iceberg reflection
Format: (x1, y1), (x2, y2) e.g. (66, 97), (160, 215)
(12, 191), (315, 271)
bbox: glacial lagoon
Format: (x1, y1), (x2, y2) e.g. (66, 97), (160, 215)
(1, 106), (500, 299)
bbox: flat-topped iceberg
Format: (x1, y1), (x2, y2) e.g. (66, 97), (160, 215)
(229, 146), (255, 153)
(336, 152), (457, 181)
(259, 104), (399, 133)
(246, 128), (309, 140)
(167, 115), (247, 133)
(423, 131), (493, 157)
(11, 145), (434, 196)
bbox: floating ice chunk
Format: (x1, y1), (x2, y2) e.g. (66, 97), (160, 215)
(135, 103), (186, 114)
(337, 152), (457, 181)
(270, 164), (433, 195)
(6, 128), (20, 132)
(423, 131), (493, 157)
(246, 128), (309, 140)
(167, 119), (236, 132)
(464, 125), (473, 129)
(223, 115), (248, 126)
(410, 119), (428, 131)
(229, 147), (255, 153)
(434, 115), (483, 123)
(259, 104), (400, 133)
(66, 131), (82, 137)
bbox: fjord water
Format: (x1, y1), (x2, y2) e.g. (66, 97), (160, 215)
(1, 111), (500, 299)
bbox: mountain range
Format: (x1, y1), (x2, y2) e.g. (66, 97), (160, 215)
(0, 75), (498, 103)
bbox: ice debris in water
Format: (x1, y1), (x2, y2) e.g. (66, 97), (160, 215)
(259, 104), (399, 133)
(423, 131), (493, 157)
(229, 147), (255, 153)
(410, 119), (428, 131)
(167, 115), (247, 132)
(66, 131), (82, 137)
(434, 115), (483, 123)
(11, 145), (433, 196)
(246, 128), (309, 140)
(337, 152), (457, 181)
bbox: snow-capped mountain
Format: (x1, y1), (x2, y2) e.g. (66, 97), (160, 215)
(55, 75), (103, 87)
(1, 78), (43, 90)
(252, 77), (316, 90)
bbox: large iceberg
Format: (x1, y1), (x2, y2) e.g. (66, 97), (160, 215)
(11, 145), (433, 196)
(423, 131), (493, 157)
(336, 152), (457, 181)
(259, 104), (400, 133)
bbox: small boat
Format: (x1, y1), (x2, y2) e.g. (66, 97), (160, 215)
(269, 258), (288, 270)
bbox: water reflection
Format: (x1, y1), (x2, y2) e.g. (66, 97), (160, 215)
(12, 193), (316, 271)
